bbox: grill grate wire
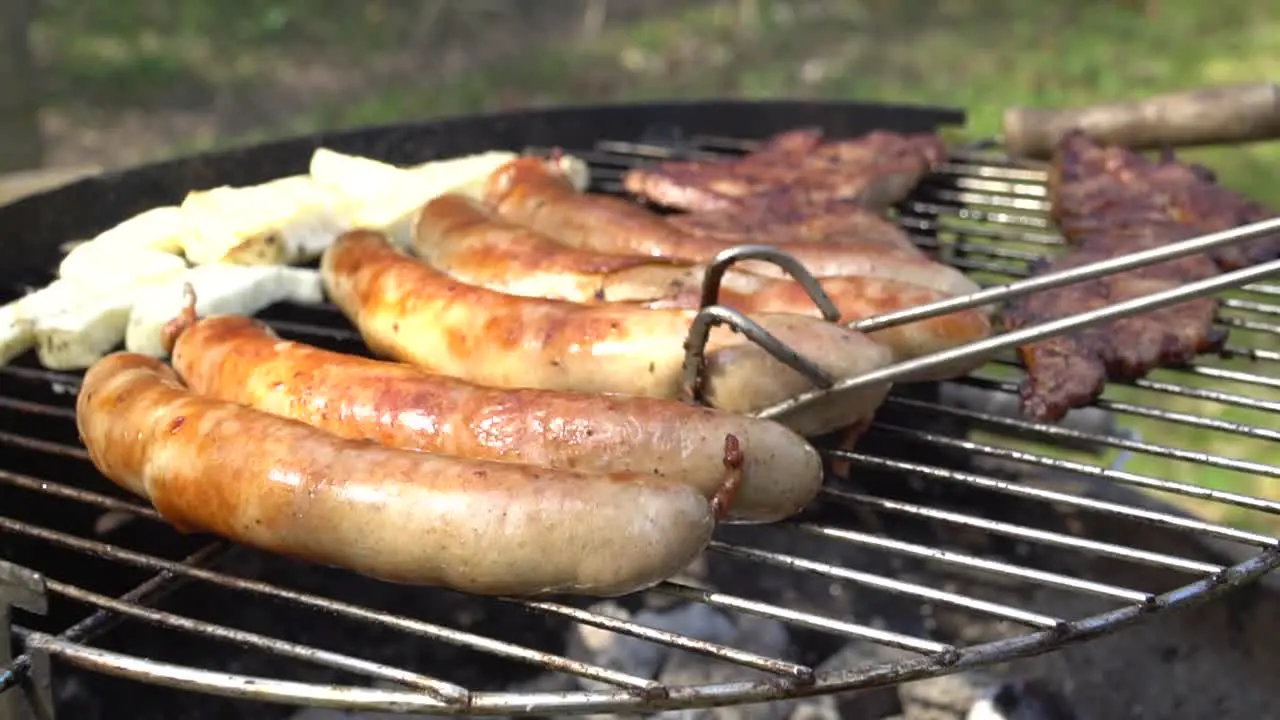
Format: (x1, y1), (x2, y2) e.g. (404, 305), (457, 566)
(0, 136), (1277, 716)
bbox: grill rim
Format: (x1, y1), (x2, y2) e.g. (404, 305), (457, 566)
(2, 103), (1279, 716)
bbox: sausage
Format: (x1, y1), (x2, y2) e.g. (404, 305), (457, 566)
(414, 195), (994, 380)
(165, 309), (823, 523)
(481, 157), (982, 298)
(322, 230), (895, 437)
(413, 193), (709, 303)
(76, 352), (739, 596)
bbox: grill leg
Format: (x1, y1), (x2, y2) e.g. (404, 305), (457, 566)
(0, 561), (52, 720)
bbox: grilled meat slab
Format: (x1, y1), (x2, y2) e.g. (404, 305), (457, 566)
(1051, 131), (1280, 269)
(623, 128), (948, 213)
(1004, 226), (1225, 421)
(1006, 131), (1259, 422)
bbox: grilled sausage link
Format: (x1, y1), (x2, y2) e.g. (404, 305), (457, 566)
(322, 230), (895, 437)
(165, 310), (823, 523)
(77, 352), (737, 596)
(414, 194), (994, 381)
(481, 157), (982, 298)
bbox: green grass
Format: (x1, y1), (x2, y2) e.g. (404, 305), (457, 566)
(34, 0), (1280, 531)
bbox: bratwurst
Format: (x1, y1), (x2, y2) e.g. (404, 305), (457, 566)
(322, 230), (895, 437)
(165, 309), (823, 522)
(77, 352), (737, 596)
(481, 158), (981, 298)
(415, 194), (993, 380)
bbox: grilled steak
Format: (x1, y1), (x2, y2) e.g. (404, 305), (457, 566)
(623, 128), (948, 213)
(1004, 225), (1225, 422)
(1050, 131), (1280, 269)
(1005, 130), (1263, 422)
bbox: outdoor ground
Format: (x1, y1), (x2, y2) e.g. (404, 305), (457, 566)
(26, 0), (1280, 529)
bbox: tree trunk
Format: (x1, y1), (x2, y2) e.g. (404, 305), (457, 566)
(0, 0), (43, 172)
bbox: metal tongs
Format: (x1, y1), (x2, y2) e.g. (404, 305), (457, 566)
(679, 83), (1280, 434)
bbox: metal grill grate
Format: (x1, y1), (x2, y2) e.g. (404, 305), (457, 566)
(1, 134), (1278, 717)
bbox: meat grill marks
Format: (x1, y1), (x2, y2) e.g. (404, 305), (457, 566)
(1004, 228), (1226, 422)
(622, 127), (949, 219)
(1005, 131), (1257, 422)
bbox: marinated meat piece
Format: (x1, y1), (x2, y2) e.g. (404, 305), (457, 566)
(1007, 128), (1266, 422)
(1051, 130), (1280, 269)
(1005, 232), (1225, 422)
(623, 129), (948, 213)
(664, 191), (919, 251)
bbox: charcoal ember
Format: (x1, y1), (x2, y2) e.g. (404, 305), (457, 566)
(964, 678), (1079, 720)
(558, 603), (796, 720)
(651, 614), (797, 720)
(792, 640), (909, 720)
(568, 602), (740, 693)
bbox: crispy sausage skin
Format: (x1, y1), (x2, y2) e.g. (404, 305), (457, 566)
(322, 230), (895, 437)
(415, 194), (994, 380)
(76, 352), (732, 596)
(481, 158), (982, 298)
(167, 312), (823, 523)
(413, 194), (705, 303)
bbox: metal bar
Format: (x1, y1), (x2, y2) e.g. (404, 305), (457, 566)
(831, 452), (1277, 548)
(756, 258), (1280, 422)
(0, 561), (48, 720)
(679, 304), (835, 404)
(0, 432), (89, 461)
(0, 366), (79, 387)
(1246, 283), (1280, 296)
(707, 542), (1064, 629)
(13, 544), (1278, 716)
(929, 214), (1061, 242)
(42, 577), (472, 702)
(791, 523), (1152, 604)
(1218, 315), (1280, 335)
(852, 217), (1280, 334)
(699, 246), (839, 321)
(3, 462), (953, 662)
(869, 422), (1280, 514)
(508, 599), (814, 683)
(652, 582), (951, 655)
(962, 371), (1280, 440)
(0, 469), (160, 520)
(821, 489), (1222, 574)
(1221, 298), (1280, 317)
(943, 178), (1049, 198)
(885, 396), (1280, 478)
(0, 518), (662, 693)
(15, 632), (455, 715)
(0, 544), (220, 694)
(1222, 345), (1280, 363)
(926, 189), (1050, 213)
(934, 163), (1047, 183)
(0, 399), (72, 420)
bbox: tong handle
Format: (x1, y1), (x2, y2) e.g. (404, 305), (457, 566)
(1002, 83), (1280, 159)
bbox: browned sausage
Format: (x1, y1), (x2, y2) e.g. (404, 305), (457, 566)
(76, 352), (738, 596)
(481, 157), (982, 298)
(321, 230), (895, 437)
(165, 310), (823, 523)
(414, 194), (994, 381)
(413, 193), (704, 303)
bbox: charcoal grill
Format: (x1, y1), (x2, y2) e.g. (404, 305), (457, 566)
(0, 101), (1278, 718)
